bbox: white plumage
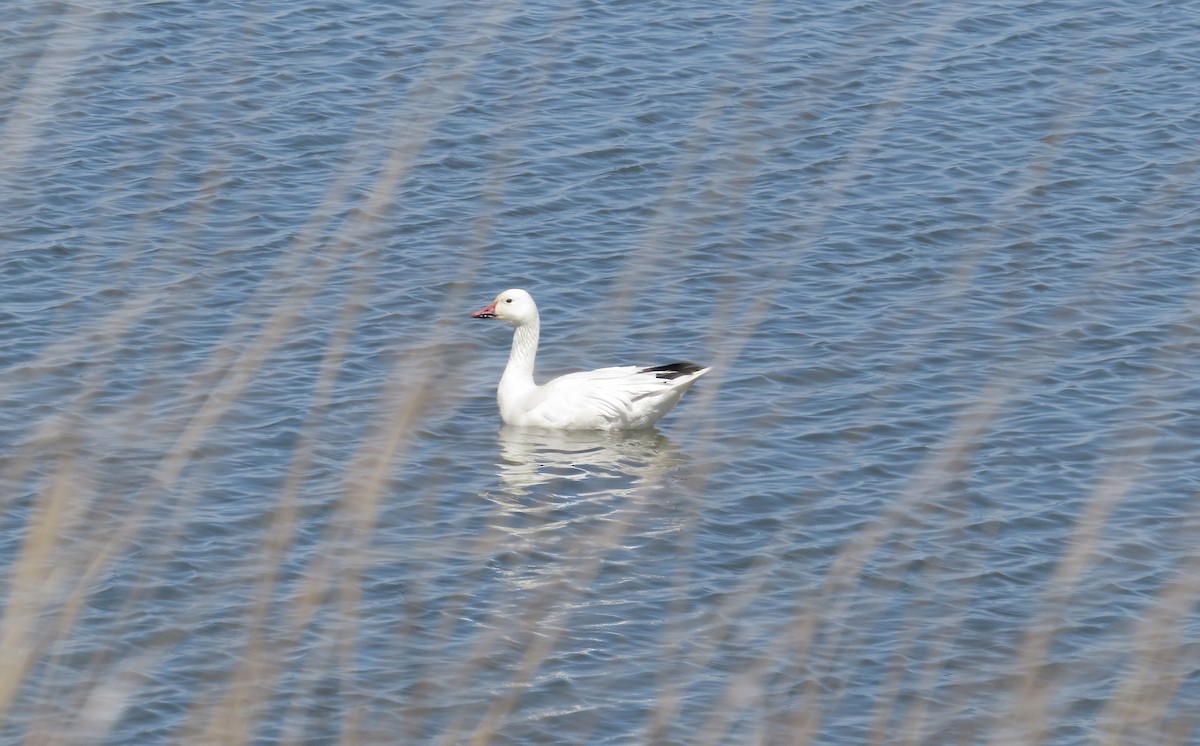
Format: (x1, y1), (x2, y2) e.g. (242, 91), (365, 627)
(471, 289), (710, 430)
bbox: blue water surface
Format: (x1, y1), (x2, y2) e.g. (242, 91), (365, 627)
(2, 1), (1198, 743)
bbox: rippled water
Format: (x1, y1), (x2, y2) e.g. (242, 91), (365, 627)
(3, 1), (1199, 743)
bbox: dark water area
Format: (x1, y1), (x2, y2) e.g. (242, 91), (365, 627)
(2, 1), (1199, 743)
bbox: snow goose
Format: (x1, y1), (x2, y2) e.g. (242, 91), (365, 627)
(471, 289), (710, 430)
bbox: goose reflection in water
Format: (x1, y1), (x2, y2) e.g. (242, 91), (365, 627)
(494, 425), (687, 496)
(483, 426), (692, 591)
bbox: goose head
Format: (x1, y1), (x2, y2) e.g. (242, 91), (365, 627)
(471, 288), (538, 327)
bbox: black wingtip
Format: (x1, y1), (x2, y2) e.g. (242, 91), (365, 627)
(639, 361), (705, 380)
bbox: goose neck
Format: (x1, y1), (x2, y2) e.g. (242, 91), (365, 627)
(504, 319), (539, 383)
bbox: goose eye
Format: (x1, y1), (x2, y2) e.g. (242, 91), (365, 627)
(505, 298), (513, 303)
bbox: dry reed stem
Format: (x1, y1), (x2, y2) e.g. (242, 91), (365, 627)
(644, 9), (984, 744)
(0, 284), (162, 728)
(0, 455), (80, 722)
(264, 4), (520, 743)
(1100, 545), (1200, 744)
(4, 0), (501, 738)
(191, 271), (364, 745)
(0, 3), (93, 183)
(990, 146), (1200, 746)
(457, 486), (665, 746)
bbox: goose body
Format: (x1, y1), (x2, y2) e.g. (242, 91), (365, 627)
(471, 289), (709, 430)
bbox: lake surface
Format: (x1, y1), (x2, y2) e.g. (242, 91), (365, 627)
(2, 0), (1199, 743)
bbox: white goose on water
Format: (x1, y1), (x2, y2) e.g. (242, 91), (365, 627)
(471, 289), (710, 430)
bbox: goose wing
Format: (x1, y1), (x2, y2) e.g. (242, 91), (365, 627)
(525, 364), (709, 429)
